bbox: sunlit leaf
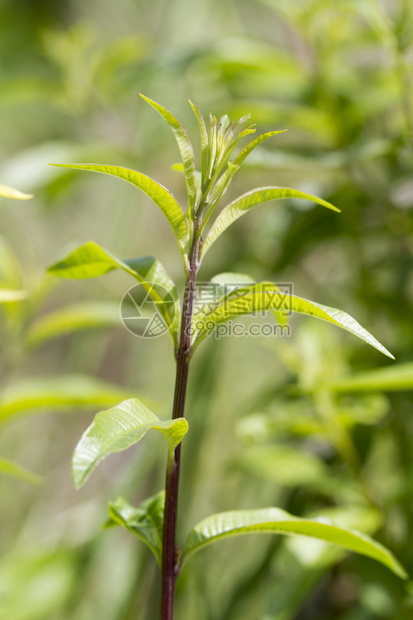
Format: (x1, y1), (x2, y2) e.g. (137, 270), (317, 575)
(140, 94), (197, 209)
(202, 187), (340, 258)
(181, 507), (407, 579)
(107, 491), (165, 566)
(47, 242), (180, 349)
(49, 163), (189, 255)
(72, 398), (188, 488)
(0, 457), (43, 486)
(26, 302), (121, 348)
(0, 289), (26, 303)
(0, 376), (139, 423)
(0, 183), (32, 200)
(192, 284), (393, 359)
(189, 100), (209, 185)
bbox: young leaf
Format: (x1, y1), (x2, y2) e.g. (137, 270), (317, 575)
(189, 101), (208, 186)
(0, 183), (32, 200)
(47, 242), (180, 348)
(140, 94), (197, 209)
(49, 163), (189, 256)
(107, 492), (165, 566)
(0, 457), (43, 486)
(26, 302), (121, 348)
(202, 187), (340, 258)
(72, 398), (188, 488)
(192, 284), (393, 359)
(233, 130), (287, 167)
(180, 507), (407, 579)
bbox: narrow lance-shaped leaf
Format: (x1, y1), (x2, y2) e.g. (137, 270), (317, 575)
(140, 94), (197, 210)
(0, 457), (43, 486)
(180, 508), (407, 579)
(202, 187), (340, 258)
(49, 163), (189, 257)
(0, 375), (141, 423)
(233, 130), (287, 167)
(192, 284), (393, 359)
(72, 398), (188, 488)
(47, 241), (180, 350)
(189, 101), (209, 187)
(26, 302), (121, 348)
(107, 492), (165, 566)
(0, 183), (32, 200)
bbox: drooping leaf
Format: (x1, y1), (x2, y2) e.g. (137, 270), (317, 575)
(202, 187), (340, 258)
(0, 457), (43, 486)
(0, 289), (26, 303)
(47, 242), (180, 348)
(233, 130), (287, 167)
(192, 284), (393, 359)
(72, 398), (188, 488)
(140, 94), (197, 210)
(107, 491), (165, 566)
(180, 507), (407, 579)
(0, 375), (139, 423)
(49, 163), (189, 255)
(0, 183), (32, 200)
(26, 302), (121, 348)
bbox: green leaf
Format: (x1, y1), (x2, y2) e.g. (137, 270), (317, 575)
(49, 163), (189, 255)
(324, 363), (413, 393)
(202, 187), (340, 258)
(0, 183), (32, 200)
(0, 375), (139, 423)
(47, 242), (180, 349)
(181, 507), (407, 579)
(233, 130), (287, 167)
(26, 302), (121, 348)
(140, 94), (197, 210)
(107, 492), (164, 566)
(72, 398), (188, 488)
(189, 100), (209, 186)
(0, 457), (43, 486)
(192, 284), (394, 359)
(0, 289), (26, 303)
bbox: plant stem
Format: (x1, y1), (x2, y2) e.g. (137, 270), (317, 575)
(159, 230), (200, 620)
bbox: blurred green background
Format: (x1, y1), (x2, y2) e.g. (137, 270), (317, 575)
(1, 0), (413, 618)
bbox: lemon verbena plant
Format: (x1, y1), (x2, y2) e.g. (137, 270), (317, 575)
(47, 95), (407, 620)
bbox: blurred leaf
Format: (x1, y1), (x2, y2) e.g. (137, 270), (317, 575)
(0, 376), (139, 423)
(0, 457), (43, 486)
(192, 283), (394, 358)
(107, 491), (165, 566)
(324, 363), (413, 393)
(0, 289), (26, 302)
(72, 398), (188, 488)
(0, 549), (77, 620)
(202, 187), (339, 258)
(0, 183), (32, 200)
(181, 507), (407, 579)
(47, 242), (180, 348)
(140, 94), (197, 210)
(26, 301), (121, 348)
(49, 163), (190, 255)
